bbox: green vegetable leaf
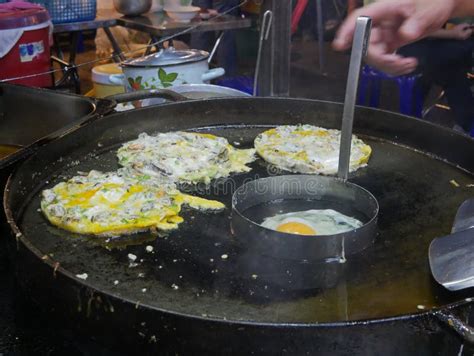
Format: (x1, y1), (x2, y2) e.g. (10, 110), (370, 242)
(158, 68), (167, 82)
(162, 82), (173, 88)
(165, 72), (178, 82)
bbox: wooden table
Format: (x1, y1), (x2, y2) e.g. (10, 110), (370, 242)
(117, 13), (251, 37)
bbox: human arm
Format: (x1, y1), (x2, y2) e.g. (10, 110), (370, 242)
(333, 0), (474, 75)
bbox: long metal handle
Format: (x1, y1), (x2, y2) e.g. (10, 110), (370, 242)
(337, 16), (371, 180)
(106, 89), (188, 104)
(208, 31), (225, 64)
(253, 10), (273, 96)
(435, 310), (474, 344)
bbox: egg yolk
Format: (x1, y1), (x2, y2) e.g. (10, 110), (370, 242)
(276, 222), (316, 235)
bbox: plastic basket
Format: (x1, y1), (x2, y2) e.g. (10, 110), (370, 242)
(29, 0), (97, 24)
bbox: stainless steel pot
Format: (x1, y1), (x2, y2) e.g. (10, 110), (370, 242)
(113, 0), (152, 16)
(109, 47), (225, 91)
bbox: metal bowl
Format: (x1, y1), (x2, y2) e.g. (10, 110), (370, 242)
(113, 0), (152, 16)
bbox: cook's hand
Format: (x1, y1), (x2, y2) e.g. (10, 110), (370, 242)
(333, 0), (456, 75)
(363, 27), (419, 76)
(450, 23), (473, 40)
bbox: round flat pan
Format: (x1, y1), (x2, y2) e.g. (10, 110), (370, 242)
(4, 98), (474, 353)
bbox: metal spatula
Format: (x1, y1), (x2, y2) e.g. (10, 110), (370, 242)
(429, 198), (474, 291)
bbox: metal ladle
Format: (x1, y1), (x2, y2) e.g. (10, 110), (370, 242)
(231, 17), (378, 262)
(338, 16), (372, 180)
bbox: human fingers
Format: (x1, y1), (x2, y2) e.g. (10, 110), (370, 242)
(366, 50), (418, 76)
(452, 23), (472, 39)
(333, 1), (414, 51)
(399, 0), (454, 41)
(455, 23), (471, 31)
(461, 28), (473, 39)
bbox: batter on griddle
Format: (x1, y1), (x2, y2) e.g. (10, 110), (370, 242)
(41, 168), (224, 237)
(118, 132), (256, 184)
(254, 125), (372, 175)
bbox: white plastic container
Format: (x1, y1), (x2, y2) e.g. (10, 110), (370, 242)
(164, 0), (192, 7)
(91, 63), (125, 97)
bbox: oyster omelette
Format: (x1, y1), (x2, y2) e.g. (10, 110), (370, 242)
(117, 132), (256, 184)
(41, 126), (372, 237)
(254, 125), (372, 175)
(41, 168), (224, 237)
(40, 131), (254, 237)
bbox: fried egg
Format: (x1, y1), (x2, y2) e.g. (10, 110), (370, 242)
(117, 132), (256, 184)
(254, 125), (372, 175)
(41, 168), (224, 237)
(261, 209), (363, 236)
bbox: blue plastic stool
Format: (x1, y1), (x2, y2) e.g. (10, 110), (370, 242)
(357, 65), (424, 118)
(216, 76), (254, 95)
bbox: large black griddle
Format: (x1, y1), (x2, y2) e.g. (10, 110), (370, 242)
(0, 83), (114, 170)
(0, 83), (113, 243)
(4, 98), (474, 354)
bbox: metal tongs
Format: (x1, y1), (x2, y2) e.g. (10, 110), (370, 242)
(338, 17), (372, 180)
(429, 198), (474, 291)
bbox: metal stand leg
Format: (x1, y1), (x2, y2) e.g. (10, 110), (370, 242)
(258, 0), (292, 97)
(316, 0), (325, 74)
(146, 35), (164, 55)
(69, 32), (81, 94)
(145, 39), (153, 56)
(51, 32), (80, 93)
(103, 26), (126, 62)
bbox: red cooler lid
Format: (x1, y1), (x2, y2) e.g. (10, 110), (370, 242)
(0, 2), (50, 30)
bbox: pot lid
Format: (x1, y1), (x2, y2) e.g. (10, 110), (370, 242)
(122, 47), (209, 67)
(0, 2), (49, 30)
